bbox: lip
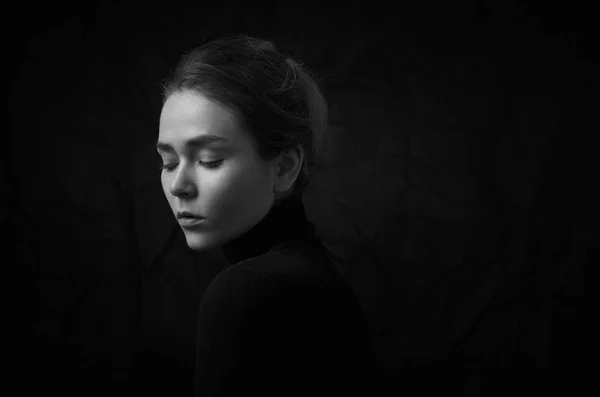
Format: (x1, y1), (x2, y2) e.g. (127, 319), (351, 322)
(178, 216), (206, 228)
(177, 211), (204, 219)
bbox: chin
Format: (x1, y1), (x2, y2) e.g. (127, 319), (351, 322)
(182, 231), (221, 252)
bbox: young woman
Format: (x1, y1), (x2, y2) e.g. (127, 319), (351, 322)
(157, 34), (376, 396)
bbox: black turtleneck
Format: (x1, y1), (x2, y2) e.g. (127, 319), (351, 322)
(194, 194), (377, 397)
(219, 194), (320, 266)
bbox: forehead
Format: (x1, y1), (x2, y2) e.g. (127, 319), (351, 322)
(159, 91), (243, 144)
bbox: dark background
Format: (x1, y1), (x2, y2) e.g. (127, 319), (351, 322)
(6, 1), (597, 395)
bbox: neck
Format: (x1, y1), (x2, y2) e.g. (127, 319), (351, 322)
(220, 194), (317, 265)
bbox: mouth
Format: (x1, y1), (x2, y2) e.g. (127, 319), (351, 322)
(178, 216), (206, 228)
(177, 210), (204, 219)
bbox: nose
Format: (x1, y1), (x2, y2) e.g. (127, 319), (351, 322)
(169, 164), (196, 197)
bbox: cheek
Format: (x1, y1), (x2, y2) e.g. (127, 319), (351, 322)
(236, 159), (273, 192)
(210, 161), (272, 209)
(160, 174), (173, 200)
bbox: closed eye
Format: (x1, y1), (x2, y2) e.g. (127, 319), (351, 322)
(158, 159), (224, 171)
(200, 159), (223, 169)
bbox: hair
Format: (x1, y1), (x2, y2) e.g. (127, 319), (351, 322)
(161, 34), (328, 202)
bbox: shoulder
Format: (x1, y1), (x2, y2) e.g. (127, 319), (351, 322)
(198, 245), (346, 321)
(198, 264), (282, 313)
(201, 247), (362, 326)
(196, 262), (321, 354)
(198, 260), (308, 321)
(240, 238), (344, 288)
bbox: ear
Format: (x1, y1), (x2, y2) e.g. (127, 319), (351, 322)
(272, 146), (304, 197)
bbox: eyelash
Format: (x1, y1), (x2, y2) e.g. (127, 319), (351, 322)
(158, 160), (223, 171)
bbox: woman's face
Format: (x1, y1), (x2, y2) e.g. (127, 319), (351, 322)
(157, 90), (278, 252)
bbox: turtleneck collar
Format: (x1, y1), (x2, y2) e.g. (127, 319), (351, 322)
(220, 194), (319, 265)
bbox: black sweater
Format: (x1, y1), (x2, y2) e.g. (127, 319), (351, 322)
(194, 195), (377, 396)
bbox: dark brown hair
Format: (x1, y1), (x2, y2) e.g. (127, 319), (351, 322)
(161, 34), (328, 200)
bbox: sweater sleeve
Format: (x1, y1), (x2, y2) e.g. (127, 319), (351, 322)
(194, 265), (313, 397)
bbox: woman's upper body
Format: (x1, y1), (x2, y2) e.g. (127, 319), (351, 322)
(155, 35), (377, 396)
(193, 194), (377, 396)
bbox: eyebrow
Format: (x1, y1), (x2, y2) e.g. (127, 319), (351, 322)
(156, 135), (229, 152)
